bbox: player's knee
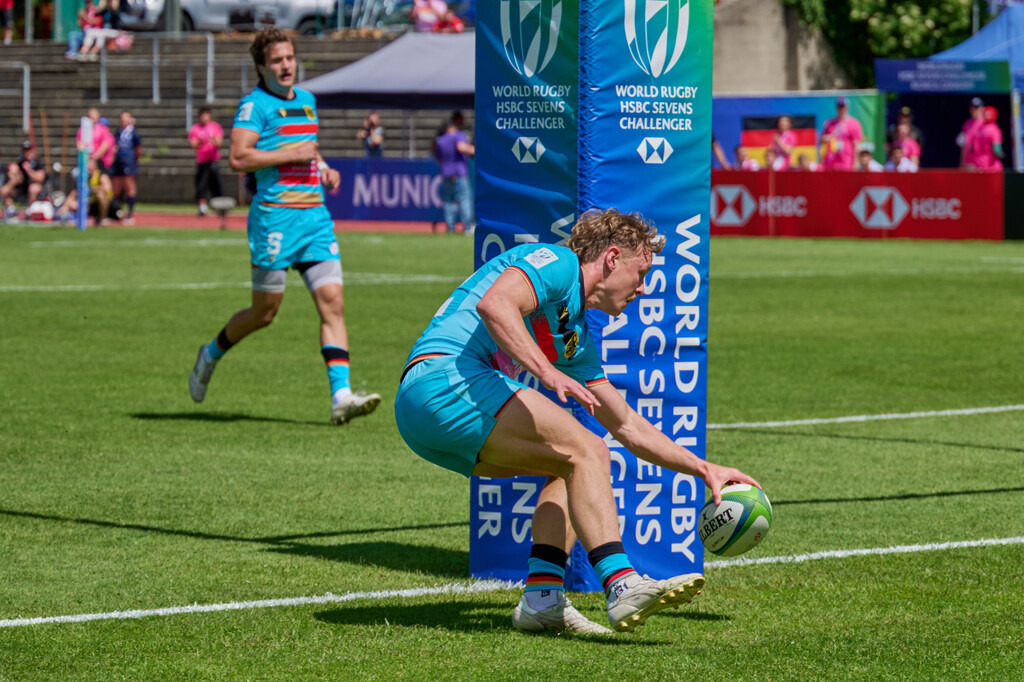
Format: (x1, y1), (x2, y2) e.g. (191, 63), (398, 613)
(254, 303), (280, 328)
(567, 432), (610, 473)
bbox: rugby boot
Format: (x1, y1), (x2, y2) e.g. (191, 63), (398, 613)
(606, 573), (705, 632)
(189, 345), (216, 403)
(331, 391), (381, 425)
(512, 593), (613, 635)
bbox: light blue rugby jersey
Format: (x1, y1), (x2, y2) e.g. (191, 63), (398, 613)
(407, 244), (608, 387)
(233, 85), (324, 208)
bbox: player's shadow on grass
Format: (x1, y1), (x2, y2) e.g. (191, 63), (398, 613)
(314, 601), (671, 644)
(131, 411), (329, 427)
(269, 541), (470, 578)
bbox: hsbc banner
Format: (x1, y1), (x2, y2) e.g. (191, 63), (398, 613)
(322, 158), (443, 222)
(710, 170), (1003, 240)
(470, 0), (711, 591)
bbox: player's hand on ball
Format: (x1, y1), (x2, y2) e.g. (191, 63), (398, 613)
(703, 462), (760, 505)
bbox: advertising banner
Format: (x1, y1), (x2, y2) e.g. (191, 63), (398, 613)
(574, 0), (711, 586)
(470, 0), (582, 585)
(470, 0), (712, 592)
(322, 158), (443, 222)
(709, 169), (1004, 240)
(712, 91), (885, 168)
(874, 59), (1013, 94)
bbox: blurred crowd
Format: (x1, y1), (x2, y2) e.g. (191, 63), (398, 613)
(718, 96), (1005, 173)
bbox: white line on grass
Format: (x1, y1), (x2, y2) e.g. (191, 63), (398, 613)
(708, 404), (1024, 429)
(30, 238), (245, 248)
(0, 580), (519, 629)
(714, 265), (1024, 279)
(4, 535), (1024, 629)
(0, 274), (465, 293)
(706, 536), (1024, 569)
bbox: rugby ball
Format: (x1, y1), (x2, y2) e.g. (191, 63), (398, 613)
(698, 484), (772, 557)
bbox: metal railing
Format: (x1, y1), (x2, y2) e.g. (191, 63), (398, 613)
(0, 62), (32, 132)
(98, 31), (216, 104)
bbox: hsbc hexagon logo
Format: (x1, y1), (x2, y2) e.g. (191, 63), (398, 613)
(636, 137), (673, 164)
(501, 0), (563, 77)
(711, 185), (756, 227)
(625, 0), (690, 78)
(512, 136), (546, 163)
(849, 186), (909, 229)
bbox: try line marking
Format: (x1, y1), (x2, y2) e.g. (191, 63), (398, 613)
(0, 274), (464, 293)
(708, 404), (1024, 429)
(3, 536), (1022, 629)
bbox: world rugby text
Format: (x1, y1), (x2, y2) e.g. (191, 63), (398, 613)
(598, 214), (705, 561)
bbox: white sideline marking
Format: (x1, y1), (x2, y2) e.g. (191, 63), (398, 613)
(707, 536), (1024, 569)
(0, 580), (519, 629)
(708, 404), (1024, 430)
(4, 535), (1024, 629)
(0, 274), (464, 293)
(31, 238), (245, 248)
(715, 265), (1024, 279)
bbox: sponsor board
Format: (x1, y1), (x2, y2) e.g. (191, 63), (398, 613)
(709, 170), (1003, 240)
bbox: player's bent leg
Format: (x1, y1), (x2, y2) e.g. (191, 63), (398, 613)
(476, 388), (619, 552)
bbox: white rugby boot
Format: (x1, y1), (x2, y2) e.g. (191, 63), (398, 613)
(189, 345), (217, 403)
(512, 593), (613, 635)
(330, 391), (381, 425)
(606, 573), (705, 632)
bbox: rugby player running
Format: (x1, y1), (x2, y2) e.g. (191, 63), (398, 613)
(190, 28), (380, 425)
(395, 208), (760, 634)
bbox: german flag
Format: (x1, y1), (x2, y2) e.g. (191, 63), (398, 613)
(740, 116), (818, 167)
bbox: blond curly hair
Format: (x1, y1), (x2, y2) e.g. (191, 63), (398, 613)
(565, 208), (664, 264)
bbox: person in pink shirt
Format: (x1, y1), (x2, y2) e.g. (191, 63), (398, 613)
(188, 107), (224, 216)
(895, 122), (921, 168)
(821, 97), (864, 170)
(970, 106), (1004, 171)
(770, 115), (797, 170)
(958, 97), (987, 169)
(409, 0), (448, 32)
(734, 145), (760, 170)
(76, 107), (115, 172)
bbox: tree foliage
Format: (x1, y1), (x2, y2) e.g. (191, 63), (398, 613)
(784, 0), (976, 86)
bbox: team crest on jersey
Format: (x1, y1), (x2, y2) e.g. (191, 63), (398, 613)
(278, 108), (288, 118)
(524, 247), (558, 269)
(500, 0), (563, 78)
(303, 105), (316, 121)
(556, 303), (578, 358)
(238, 101), (254, 122)
(624, 0), (689, 78)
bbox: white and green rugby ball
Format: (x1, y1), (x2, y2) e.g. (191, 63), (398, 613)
(698, 484), (773, 557)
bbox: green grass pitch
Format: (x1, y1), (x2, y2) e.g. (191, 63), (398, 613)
(1, 225), (1023, 680)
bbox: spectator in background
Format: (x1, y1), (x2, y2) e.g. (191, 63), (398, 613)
(2, 162), (24, 219)
(857, 149), (883, 172)
(410, 0), (448, 32)
(958, 97), (986, 169)
(894, 122), (921, 168)
(763, 147), (786, 171)
(356, 111), (384, 158)
(432, 7), (465, 32)
(111, 109), (142, 223)
(433, 110), (475, 235)
(711, 135), (732, 169)
(770, 115), (797, 170)
(734, 145), (760, 170)
(15, 141), (49, 207)
(794, 153), (821, 172)
(188, 107), (224, 216)
(821, 96), (863, 170)
(885, 146), (917, 173)
(1, 0), (14, 45)
(886, 106), (924, 158)
(76, 108), (114, 173)
(971, 106), (1005, 171)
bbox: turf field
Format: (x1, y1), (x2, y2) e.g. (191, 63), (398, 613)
(1, 225), (1023, 680)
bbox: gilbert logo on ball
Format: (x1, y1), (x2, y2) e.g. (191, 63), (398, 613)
(698, 484), (772, 557)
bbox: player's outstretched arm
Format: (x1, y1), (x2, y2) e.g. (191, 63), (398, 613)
(477, 269), (600, 414)
(229, 128), (318, 173)
(590, 381), (758, 504)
